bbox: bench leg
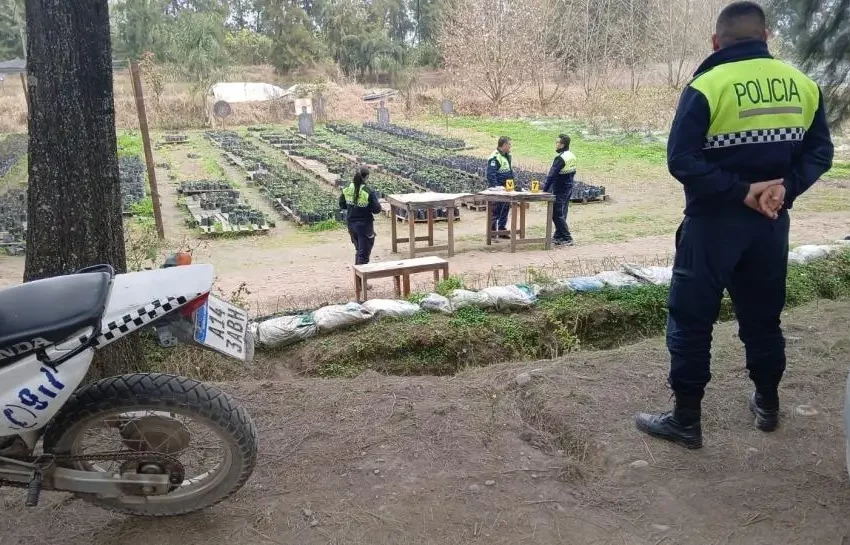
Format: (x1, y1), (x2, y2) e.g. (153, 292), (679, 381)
(362, 275), (369, 301)
(393, 276), (401, 298)
(391, 206), (398, 253)
(433, 269), (440, 289)
(402, 274), (411, 297)
(510, 202), (518, 253)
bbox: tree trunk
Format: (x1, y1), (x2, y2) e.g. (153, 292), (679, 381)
(24, 0), (145, 379)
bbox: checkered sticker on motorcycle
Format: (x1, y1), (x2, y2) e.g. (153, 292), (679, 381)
(92, 295), (191, 346)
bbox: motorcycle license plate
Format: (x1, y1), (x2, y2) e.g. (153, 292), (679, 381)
(194, 295), (249, 361)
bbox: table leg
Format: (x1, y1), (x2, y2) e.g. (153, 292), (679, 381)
(519, 202), (526, 239)
(402, 274), (411, 297)
(393, 276), (401, 298)
(510, 202), (518, 253)
(390, 205), (398, 254)
(427, 207), (434, 247)
(486, 201), (492, 245)
(433, 269), (440, 289)
(544, 200), (554, 250)
(362, 275), (369, 301)
(354, 272), (361, 302)
(408, 206), (416, 259)
(443, 264), (449, 282)
(447, 206), (455, 257)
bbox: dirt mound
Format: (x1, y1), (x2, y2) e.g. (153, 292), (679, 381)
(2, 300), (850, 544)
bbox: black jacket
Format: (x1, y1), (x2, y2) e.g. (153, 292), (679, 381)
(339, 185), (382, 223)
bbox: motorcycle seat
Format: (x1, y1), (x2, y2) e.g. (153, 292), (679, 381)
(0, 272), (111, 356)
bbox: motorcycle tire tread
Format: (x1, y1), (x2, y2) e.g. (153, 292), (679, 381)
(42, 372), (258, 517)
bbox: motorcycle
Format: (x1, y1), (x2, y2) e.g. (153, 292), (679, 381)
(0, 256), (258, 516)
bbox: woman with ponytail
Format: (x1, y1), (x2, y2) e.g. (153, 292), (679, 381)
(339, 166), (382, 265)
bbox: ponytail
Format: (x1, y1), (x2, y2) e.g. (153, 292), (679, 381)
(352, 165), (370, 205)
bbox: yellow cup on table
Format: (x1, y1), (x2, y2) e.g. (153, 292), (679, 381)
(530, 180), (541, 193)
(505, 178), (515, 191)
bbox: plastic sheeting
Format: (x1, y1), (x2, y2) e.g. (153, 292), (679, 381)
(208, 82), (292, 104)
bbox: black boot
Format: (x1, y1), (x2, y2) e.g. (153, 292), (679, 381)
(636, 394), (703, 449)
(749, 392), (779, 432)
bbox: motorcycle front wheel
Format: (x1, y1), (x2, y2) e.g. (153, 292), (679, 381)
(42, 373), (258, 516)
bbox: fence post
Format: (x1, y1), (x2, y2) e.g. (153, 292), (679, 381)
(129, 61), (165, 240)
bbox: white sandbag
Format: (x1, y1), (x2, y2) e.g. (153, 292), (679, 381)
(565, 276), (605, 292)
(361, 299), (420, 319)
(622, 264), (674, 285)
(536, 280), (573, 296)
(255, 314), (318, 348)
(420, 293), (453, 314)
(312, 302), (374, 332)
(481, 284), (537, 309)
(449, 289), (495, 309)
(788, 244), (836, 264)
(595, 270), (640, 287)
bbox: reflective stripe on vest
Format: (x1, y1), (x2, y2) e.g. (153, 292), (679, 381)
(488, 152), (511, 173)
(689, 57), (820, 150)
(342, 183), (370, 207)
(559, 150), (577, 174)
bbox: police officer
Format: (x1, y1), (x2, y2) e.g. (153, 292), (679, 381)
(636, 1), (833, 449)
(544, 134), (576, 246)
(487, 136), (515, 240)
(339, 166), (382, 265)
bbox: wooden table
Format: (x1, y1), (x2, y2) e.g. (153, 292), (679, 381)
(478, 190), (555, 252)
(353, 256), (450, 302)
(385, 192), (473, 259)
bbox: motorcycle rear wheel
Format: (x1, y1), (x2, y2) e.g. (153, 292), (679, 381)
(42, 373), (258, 516)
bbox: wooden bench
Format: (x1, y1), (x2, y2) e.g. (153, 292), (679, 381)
(353, 256), (449, 302)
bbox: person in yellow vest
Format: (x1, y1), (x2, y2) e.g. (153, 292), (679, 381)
(339, 166), (382, 265)
(486, 136), (515, 240)
(636, 1), (833, 450)
(543, 134), (576, 246)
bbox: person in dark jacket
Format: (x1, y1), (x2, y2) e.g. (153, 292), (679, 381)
(636, 1), (834, 450)
(339, 166), (383, 265)
(486, 136), (515, 239)
(544, 134), (576, 246)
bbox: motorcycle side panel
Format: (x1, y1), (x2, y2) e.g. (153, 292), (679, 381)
(0, 349), (93, 435)
(96, 264), (214, 348)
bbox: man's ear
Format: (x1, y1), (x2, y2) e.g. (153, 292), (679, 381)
(711, 33), (721, 52)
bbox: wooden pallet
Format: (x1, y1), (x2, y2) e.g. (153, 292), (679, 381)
(463, 201), (487, 211)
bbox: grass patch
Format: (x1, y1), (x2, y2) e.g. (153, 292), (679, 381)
(286, 251), (850, 378)
(427, 117), (667, 174)
(117, 131), (143, 158)
(129, 196), (154, 218)
(823, 160), (850, 181)
(305, 219), (343, 232)
(202, 155), (227, 178)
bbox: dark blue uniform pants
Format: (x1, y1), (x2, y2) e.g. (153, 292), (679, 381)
(552, 193), (572, 242)
(491, 202), (509, 232)
(667, 211), (790, 398)
(348, 221), (375, 265)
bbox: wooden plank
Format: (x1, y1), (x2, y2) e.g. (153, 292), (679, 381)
(354, 255), (448, 274)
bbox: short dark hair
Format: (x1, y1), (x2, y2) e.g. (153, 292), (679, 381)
(497, 136), (511, 148)
(558, 134), (571, 150)
(716, 1), (767, 47)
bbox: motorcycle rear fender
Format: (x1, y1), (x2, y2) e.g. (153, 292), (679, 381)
(97, 264), (214, 348)
(0, 347), (94, 437)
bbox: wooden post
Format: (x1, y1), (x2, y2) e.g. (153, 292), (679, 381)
(485, 201), (492, 245)
(390, 205), (398, 253)
(129, 61), (165, 240)
(544, 200), (554, 250)
(510, 202), (518, 253)
(427, 207), (434, 247)
(19, 73), (30, 119)
(447, 205), (455, 257)
(408, 206), (416, 259)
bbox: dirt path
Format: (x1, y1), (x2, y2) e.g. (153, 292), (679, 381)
(2, 299), (849, 544)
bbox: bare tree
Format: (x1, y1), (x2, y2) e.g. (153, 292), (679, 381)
(526, 0), (565, 113)
(437, 0), (531, 111)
